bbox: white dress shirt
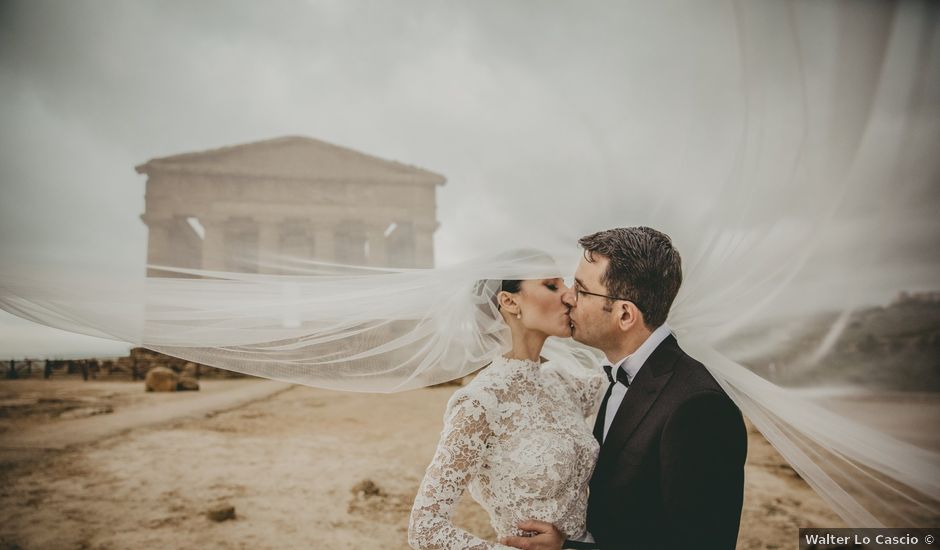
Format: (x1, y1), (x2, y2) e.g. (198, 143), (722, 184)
(601, 323), (673, 442)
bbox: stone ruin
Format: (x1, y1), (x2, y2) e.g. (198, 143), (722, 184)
(136, 135), (444, 275)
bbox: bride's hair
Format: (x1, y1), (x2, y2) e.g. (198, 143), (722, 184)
(473, 249), (555, 318)
(471, 278), (520, 320)
(496, 280), (522, 309)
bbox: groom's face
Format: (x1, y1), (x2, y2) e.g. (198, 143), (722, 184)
(563, 254), (620, 351)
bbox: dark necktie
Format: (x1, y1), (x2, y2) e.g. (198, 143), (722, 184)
(593, 364), (630, 444)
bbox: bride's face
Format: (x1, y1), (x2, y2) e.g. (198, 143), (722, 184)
(501, 277), (572, 338)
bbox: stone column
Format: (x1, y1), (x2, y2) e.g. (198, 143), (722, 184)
(257, 221), (280, 274)
(201, 219), (227, 271)
(366, 224), (388, 267)
(142, 215), (173, 276)
(313, 225), (335, 261)
(414, 221), (438, 268)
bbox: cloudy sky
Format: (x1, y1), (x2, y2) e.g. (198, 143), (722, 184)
(1, 1), (938, 358)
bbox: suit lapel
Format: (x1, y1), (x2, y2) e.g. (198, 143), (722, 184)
(597, 335), (680, 468)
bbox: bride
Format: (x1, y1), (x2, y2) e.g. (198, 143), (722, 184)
(408, 273), (604, 549)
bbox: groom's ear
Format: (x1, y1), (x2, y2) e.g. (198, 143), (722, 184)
(617, 301), (643, 332)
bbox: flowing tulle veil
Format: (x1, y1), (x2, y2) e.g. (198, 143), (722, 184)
(2, 0), (938, 531)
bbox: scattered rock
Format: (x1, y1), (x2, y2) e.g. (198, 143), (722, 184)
(177, 376), (200, 391)
(347, 480), (412, 518)
(206, 503), (236, 522)
(145, 367), (179, 392)
(350, 479), (384, 498)
(182, 362), (199, 378)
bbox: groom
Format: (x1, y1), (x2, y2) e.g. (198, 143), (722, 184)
(502, 227), (747, 550)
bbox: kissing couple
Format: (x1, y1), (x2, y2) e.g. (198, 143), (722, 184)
(408, 226), (748, 550)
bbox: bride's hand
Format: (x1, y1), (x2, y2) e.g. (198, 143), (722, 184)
(500, 520), (564, 550)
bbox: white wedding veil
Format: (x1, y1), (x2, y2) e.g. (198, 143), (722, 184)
(1, 0), (938, 532)
(1, 249), (574, 393)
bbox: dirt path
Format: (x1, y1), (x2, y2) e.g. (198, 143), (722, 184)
(0, 378), (291, 465)
(0, 380), (844, 549)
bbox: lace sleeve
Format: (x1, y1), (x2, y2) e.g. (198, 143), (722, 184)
(408, 391), (510, 550)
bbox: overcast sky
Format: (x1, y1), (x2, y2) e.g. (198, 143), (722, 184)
(1, 1), (938, 358)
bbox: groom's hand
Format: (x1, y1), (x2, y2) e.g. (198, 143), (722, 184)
(499, 520), (564, 550)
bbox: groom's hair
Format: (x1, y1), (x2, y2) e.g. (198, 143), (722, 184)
(578, 227), (682, 329)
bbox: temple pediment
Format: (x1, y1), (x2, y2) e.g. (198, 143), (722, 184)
(135, 136), (446, 185)
(139, 136), (441, 272)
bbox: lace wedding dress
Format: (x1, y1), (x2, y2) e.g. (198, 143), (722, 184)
(409, 356), (606, 549)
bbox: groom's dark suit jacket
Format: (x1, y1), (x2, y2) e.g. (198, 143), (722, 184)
(586, 335), (747, 550)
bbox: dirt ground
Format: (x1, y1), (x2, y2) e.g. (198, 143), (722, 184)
(0, 376), (848, 549)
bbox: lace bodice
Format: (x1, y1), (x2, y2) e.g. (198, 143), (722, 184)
(409, 356), (606, 549)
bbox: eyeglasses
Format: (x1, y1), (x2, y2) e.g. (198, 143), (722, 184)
(573, 284), (643, 312)
(574, 288), (628, 302)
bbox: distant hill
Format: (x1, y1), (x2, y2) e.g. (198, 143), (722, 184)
(719, 297), (940, 392)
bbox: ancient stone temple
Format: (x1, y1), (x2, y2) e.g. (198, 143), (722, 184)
(136, 136), (445, 275)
